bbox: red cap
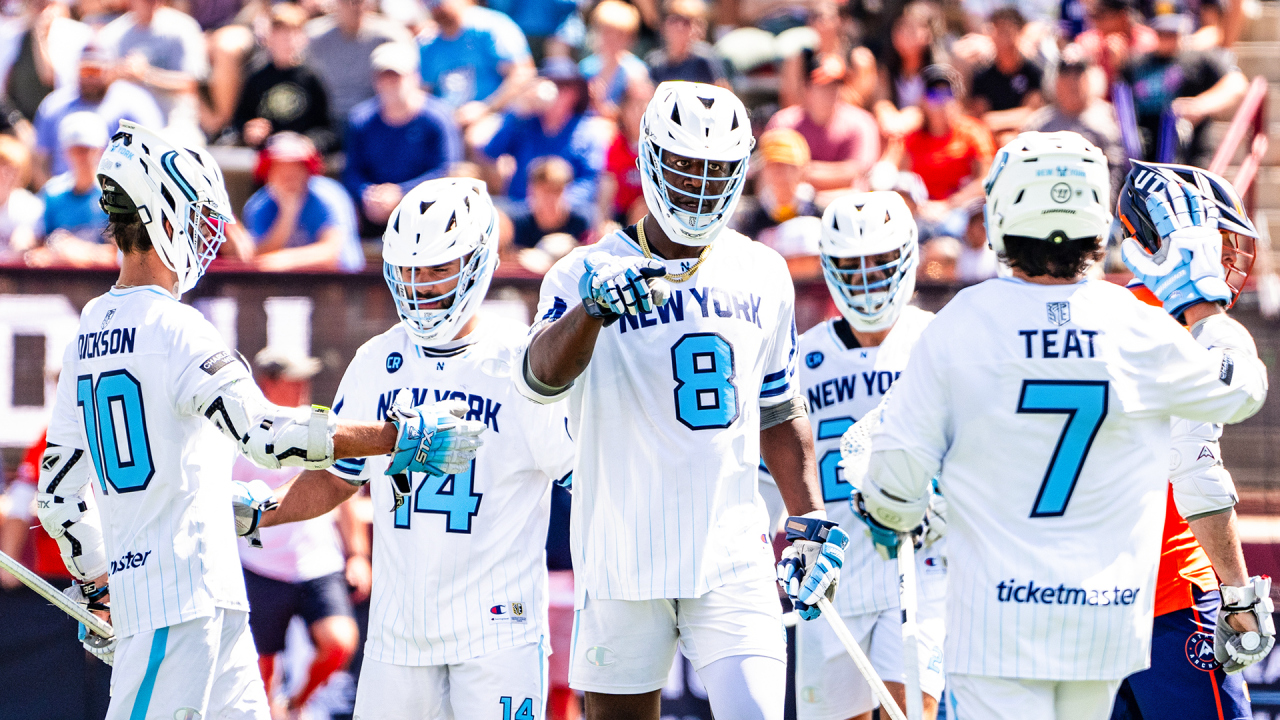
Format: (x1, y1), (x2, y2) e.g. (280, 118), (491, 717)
(253, 132), (324, 184)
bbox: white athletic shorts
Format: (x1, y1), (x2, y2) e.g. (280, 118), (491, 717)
(569, 571), (786, 694)
(794, 598), (945, 720)
(353, 638), (549, 720)
(106, 607), (268, 720)
(946, 674), (1121, 720)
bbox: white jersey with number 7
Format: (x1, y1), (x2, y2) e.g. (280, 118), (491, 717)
(526, 227), (800, 602)
(871, 277), (1266, 681)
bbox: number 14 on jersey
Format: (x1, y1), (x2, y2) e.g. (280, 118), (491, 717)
(392, 461), (483, 533)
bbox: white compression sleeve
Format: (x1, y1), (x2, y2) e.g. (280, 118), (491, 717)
(1189, 314), (1268, 424)
(198, 378), (338, 470)
(35, 443), (108, 582)
(697, 655), (786, 720)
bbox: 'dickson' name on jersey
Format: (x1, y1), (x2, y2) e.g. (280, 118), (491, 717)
(371, 387), (502, 430)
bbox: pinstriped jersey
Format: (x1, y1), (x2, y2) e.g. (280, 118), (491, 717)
(47, 286), (252, 639)
(873, 277), (1263, 681)
(328, 316), (573, 666)
(793, 307), (946, 617)
(533, 227), (799, 602)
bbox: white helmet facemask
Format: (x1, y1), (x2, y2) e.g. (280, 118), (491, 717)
(382, 178), (499, 347)
(97, 120), (235, 295)
(638, 81), (754, 247)
(819, 192), (920, 333)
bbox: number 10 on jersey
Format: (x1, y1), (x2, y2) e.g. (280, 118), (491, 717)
(392, 461), (483, 533)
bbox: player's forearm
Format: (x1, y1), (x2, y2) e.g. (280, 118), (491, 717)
(260, 469), (359, 528)
(1188, 509), (1250, 587)
(332, 421), (398, 459)
(336, 497), (370, 558)
(527, 306), (604, 390)
(761, 416), (824, 517)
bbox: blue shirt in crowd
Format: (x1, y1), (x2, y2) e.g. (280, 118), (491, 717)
(243, 175), (365, 272)
(40, 173), (106, 241)
(34, 82), (164, 176)
(487, 0), (578, 39)
(419, 6), (531, 108)
(484, 112), (605, 214)
(342, 96), (461, 204)
(579, 52), (650, 108)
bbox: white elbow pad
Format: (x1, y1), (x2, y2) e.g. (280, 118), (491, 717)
(862, 449), (934, 532)
(1170, 431), (1238, 521)
(35, 445), (107, 581)
(201, 379), (337, 470)
(1191, 315), (1269, 419)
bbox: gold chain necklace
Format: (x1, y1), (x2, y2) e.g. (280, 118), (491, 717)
(636, 216), (710, 284)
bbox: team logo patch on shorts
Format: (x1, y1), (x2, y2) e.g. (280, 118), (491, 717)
(1185, 630), (1218, 671)
(585, 646), (616, 667)
(174, 709), (201, 720)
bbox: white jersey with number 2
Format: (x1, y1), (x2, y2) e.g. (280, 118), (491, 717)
(528, 227), (800, 603)
(328, 316), (574, 667)
(47, 286), (252, 639)
(872, 277), (1266, 681)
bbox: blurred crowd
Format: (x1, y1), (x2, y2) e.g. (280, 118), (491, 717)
(0, 0), (1255, 280)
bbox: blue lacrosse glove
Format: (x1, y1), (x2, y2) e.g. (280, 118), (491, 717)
(579, 252), (671, 326)
(776, 516), (850, 621)
(1121, 179), (1231, 318)
(386, 399), (486, 478)
(231, 479), (278, 548)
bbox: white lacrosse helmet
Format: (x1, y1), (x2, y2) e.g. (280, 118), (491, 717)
(382, 177), (500, 347)
(983, 131), (1111, 253)
(97, 120), (235, 295)
(820, 191), (920, 333)
(638, 81), (754, 247)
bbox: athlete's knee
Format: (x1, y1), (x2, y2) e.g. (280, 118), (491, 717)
(310, 616), (359, 661)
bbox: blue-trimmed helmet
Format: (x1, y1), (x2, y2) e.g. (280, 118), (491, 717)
(382, 178), (499, 346)
(638, 81), (754, 247)
(820, 192), (920, 332)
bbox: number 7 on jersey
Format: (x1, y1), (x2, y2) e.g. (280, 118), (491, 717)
(1017, 380), (1109, 518)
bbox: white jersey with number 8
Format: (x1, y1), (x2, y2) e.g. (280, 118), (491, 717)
(527, 227), (800, 602)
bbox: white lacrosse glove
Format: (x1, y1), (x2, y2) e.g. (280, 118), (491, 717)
(776, 516), (850, 621)
(578, 252), (671, 325)
(1215, 576), (1276, 673)
(231, 479), (278, 549)
(62, 582), (115, 666)
(385, 400), (486, 479)
(850, 489), (946, 561)
(1121, 180), (1231, 318)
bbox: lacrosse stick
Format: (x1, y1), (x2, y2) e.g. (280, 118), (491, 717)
(898, 533), (924, 720)
(0, 549), (114, 639)
(816, 597), (908, 720)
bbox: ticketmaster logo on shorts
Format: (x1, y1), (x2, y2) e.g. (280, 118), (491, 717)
(996, 579), (1140, 606)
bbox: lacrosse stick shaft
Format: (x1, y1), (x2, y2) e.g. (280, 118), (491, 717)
(816, 596), (908, 720)
(0, 549), (114, 638)
(898, 535), (924, 720)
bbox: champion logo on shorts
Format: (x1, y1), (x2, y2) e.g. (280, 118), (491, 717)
(585, 646), (616, 667)
(1185, 631), (1218, 671)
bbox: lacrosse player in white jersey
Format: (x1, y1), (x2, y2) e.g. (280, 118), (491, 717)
(36, 121), (483, 720)
(514, 80), (848, 720)
(790, 191), (947, 720)
(256, 177), (575, 720)
(856, 130), (1268, 720)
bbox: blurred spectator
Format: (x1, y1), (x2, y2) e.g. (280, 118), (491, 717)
(418, 0), (536, 128)
(482, 60), (604, 215)
(233, 4), (333, 151)
(1121, 0), (1246, 164)
(899, 65), (993, 239)
(237, 347), (366, 717)
(343, 42), (461, 230)
(732, 128), (821, 261)
(873, 1), (946, 138)
(1075, 0), (1156, 88)
(600, 78), (651, 223)
(778, 1), (876, 110)
(26, 113), (114, 267)
(956, 206), (998, 281)
(918, 233), (960, 281)
(767, 48), (880, 193)
(199, 11), (255, 139)
(1022, 46), (1125, 204)
(486, 0), (581, 60)
(646, 0), (728, 86)
(245, 132), (364, 272)
(0, 136), (42, 257)
(968, 7), (1043, 140)
(307, 0), (412, 136)
(580, 0), (651, 119)
(32, 45), (163, 182)
(97, 0), (209, 140)
(0, 0), (92, 121)
(508, 156), (590, 249)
